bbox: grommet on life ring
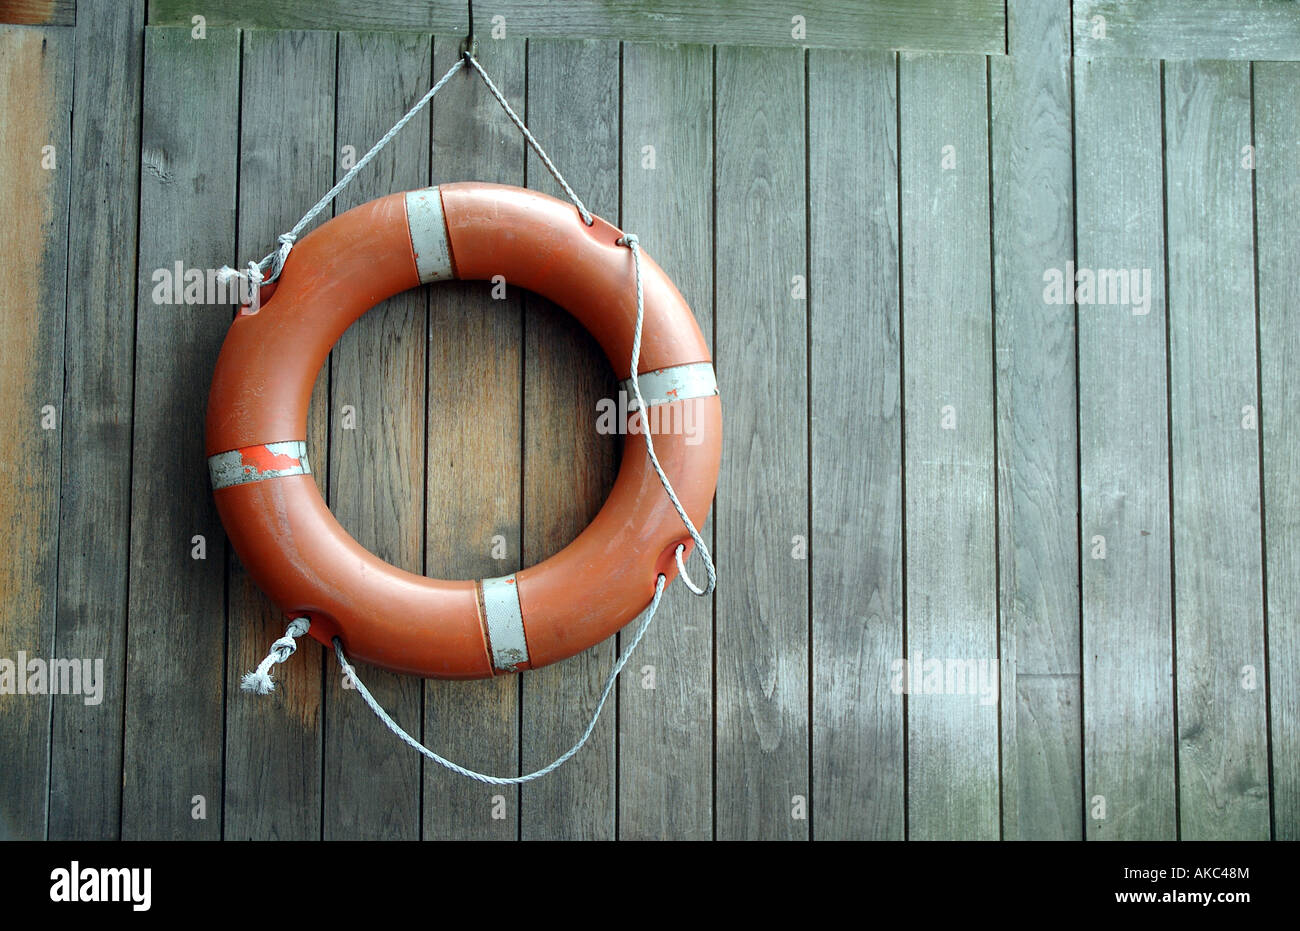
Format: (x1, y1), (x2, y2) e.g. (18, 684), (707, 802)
(205, 182), (721, 679)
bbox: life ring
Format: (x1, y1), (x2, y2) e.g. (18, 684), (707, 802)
(205, 182), (721, 679)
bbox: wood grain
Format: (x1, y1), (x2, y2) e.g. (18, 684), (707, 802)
(0, 1), (74, 26)
(48, 0), (143, 840)
(992, 0), (1080, 840)
(147, 0), (1006, 54)
(618, 41), (715, 840)
(714, 44), (809, 841)
(808, 47), (904, 841)
(1074, 57), (1176, 841)
(1163, 59), (1269, 840)
(0, 24), (70, 841)
(519, 37), (621, 840)
(421, 34), (526, 841)
(222, 29), (335, 841)
(1253, 61), (1299, 840)
(321, 30), (429, 841)
(120, 26), (237, 840)
(1075, 0), (1300, 61)
(899, 51), (998, 840)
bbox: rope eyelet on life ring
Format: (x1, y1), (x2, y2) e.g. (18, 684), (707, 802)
(206, 182), (721, 679)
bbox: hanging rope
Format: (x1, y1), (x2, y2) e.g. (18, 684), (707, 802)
(618, 233), (717, 596)
(336, 576), (665, 785)
(236, 50), (716, 783)
(218, 51), (591, 291)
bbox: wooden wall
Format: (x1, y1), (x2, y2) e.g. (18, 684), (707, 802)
(1, 0), (1297, 840)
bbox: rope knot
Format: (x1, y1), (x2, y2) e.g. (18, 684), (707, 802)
(241, 617), (311, 695)
(617, 233), (639, 247)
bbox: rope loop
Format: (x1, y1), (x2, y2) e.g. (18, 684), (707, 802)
(233, 54), (717, 784)
(334, 574), (667, 784)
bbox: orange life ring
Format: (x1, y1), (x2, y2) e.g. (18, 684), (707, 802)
(206, 182), (721, 679)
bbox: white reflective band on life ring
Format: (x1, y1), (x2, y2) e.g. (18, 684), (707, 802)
(405, 187), (454, 284)
(208, 441), (312, 490)
(621, 361), (718, 411)
(479, 574), (530, 672)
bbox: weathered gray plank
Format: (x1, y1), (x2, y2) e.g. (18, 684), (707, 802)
(1075, 0), (1300, 61)
(148, 0), (1006, 54)
(1163, 59), (1269, 840)
(1075, 57), (1175, 841)
(899, 51), (998, 840)
(1255, 61), (1300, 841)
(715, 44), (809, 841)
(320, 29), (429, 841)
(519, 37), (621, 840)
(48, 0), (143, 840)
(618, 41), (715, 840)
(808, 47), (903, 841)
(0, 1), (75, 26)
(120, 25), (237, 839)
(0, 24), (70, 841)
(421, 35), (526, 841)
(223, 28), (335, 840)
(991, 0), (1080, 840)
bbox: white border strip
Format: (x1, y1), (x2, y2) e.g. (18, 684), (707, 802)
(208, 441), (311, 489)
(480, 575), (530, 672)
(620, 362), (718, 411)
(405, 187), (455, 283)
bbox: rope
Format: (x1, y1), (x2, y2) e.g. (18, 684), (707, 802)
(218, 52), (592, 292)
(618, 234), (717, 596)
(241, 617), (310, 694)
(235, 52), (717, 784)
(335, 575), (666, 784)
(462, 54), (592, 226)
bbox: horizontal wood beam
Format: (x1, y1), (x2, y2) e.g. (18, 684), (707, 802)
(0, 0), (74, 26)
(1075, 0), (1300, 60)
(148, 0), (1006, 53)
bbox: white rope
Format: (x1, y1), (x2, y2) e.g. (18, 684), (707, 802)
(233, 53), (717, 785)
(218, 52), (593, 292)
(617, 234), (717, 597)
(240, 617), (310, 694)
(462, 54), (593, 226)
(335, 574), (666, 784)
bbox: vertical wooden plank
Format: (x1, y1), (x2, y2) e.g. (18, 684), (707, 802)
(321, 30), (429, 840)
(48, 0), (143, 840)
(1163, 59), (1269, 840)
(899, 52), (998, 840)
(120, 26), (238, 839)
(808, 47), (904, 840)
(618, 41), (714, 840)
(421, 35), (526, 840)
(0, 24), (70, 841)
(1075, 57), (1176, 841)
(519, 37), (620, 840)
(991, 0), (1080, 840)
(1253, 61), (1298, 840)
(715, 44), (809, 841)
(223, 28), (335, 840)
